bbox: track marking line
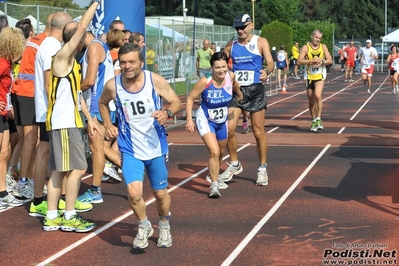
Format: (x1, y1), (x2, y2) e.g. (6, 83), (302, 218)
(221, 144), (331, 266)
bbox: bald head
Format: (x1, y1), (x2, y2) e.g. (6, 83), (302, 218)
(51, 12), (72, 30)
(43, 13), (54, 34)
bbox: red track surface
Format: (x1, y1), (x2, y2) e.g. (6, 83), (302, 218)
(1, 68), (398, 266)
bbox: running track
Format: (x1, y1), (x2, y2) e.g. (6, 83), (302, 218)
(1, 67), (398, 266)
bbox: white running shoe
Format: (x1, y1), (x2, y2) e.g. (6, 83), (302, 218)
(0, 193), (25, 210)
(208, 185), (221, 198)
(12, 179), (34, 199)
(6, 174), (16, 192)
(256, 168), (269, 186)
(219, 162), (243, 182)
(133, 222), (154, 249)
(157, 225), (173, 248)
(103, 165), (122, 182)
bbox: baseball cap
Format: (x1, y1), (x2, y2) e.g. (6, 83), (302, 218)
(272, 46), (276, 51)
(366, 39), (372, 44)
(232, 14), (252, 28)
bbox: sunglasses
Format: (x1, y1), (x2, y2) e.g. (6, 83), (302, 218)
(235, 24), (249, 31)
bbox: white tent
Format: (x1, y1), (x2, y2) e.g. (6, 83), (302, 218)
(382, 29), (399, 43)
(148, 22), (188, 42)
(0, 10), (19, 28)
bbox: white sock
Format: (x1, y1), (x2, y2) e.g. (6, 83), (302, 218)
(47, 210), (58, 220)
(230, 160), (239, 167)
(64, 210), (77, 220)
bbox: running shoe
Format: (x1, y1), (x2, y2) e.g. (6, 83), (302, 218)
(219, 162), (243, 182)
(103, 165), (122, 182)
(349, 79), (354, 82)
(29, 201), (48, 217)
(310, 120), (318, 132)
(242, 119), (249, 134)
(60, 214), (96, 233)
(218, 179), (228, 190)
(208, 184), (221, 198)
(0, 193), (25, 209)
(157, 225), (173, 248)
(58, 198), (93, 212)
(77, 188), (103, 204)
(12, 179), (34, 199)
(367, 89), (371, 94)
(133, 222), (154, 249)
(6, 174), (16, 192)
(392, 88), (396, 95)
(344, 79), (348, 82)
(317, 119), (324, 130)
(43, 215), (63, 231)
(256, 168), (269, 186)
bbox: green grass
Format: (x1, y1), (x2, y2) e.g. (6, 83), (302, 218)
(170, 81), (192, 96)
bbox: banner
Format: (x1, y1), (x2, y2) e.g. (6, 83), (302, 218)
(92, 0), (145, 36)
(158, 55), (174, 80)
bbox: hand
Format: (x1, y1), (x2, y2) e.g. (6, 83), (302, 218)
(0, 101), (6, 112)
(151, 109), (169, 125)
(87, 120), (103, 138)
(259, 69), (267, 81)
(185, 119), (195, 133)
(236, 93), (243, 102)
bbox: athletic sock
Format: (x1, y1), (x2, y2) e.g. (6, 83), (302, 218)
(230, 160), (239, 167)
(0, 190), (8, 198)
(47, 210), (58, 220)
(33, 197), (44, 206)
(139, 217), (150, 227)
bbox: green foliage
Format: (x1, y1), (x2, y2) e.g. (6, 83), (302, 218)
(261, 0), (301, 25)
(261, 21), (293, 53)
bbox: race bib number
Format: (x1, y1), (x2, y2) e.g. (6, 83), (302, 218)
(309, 67), (321, 75)
(122, 100), (147, 122)
(207, 107), (228, 123)
(77, 90), (82, 111)
(392, 61), (398, 69)
(363, 63), (370, 69)
(235, 70), (254, 86)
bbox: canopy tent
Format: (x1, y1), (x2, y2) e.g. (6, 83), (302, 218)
(0, 10), (19, 28)
(382, 29), (399, 43)
(146, 24), (163, 39)
(148, 22), (188, 43)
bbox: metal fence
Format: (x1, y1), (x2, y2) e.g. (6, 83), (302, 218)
(1, 2), (261, 92)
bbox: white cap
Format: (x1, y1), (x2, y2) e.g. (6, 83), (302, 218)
(366, 39), (372, 44)
(272, 46), (276, 50)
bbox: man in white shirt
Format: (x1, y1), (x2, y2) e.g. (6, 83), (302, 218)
(358, 39), (378, 94)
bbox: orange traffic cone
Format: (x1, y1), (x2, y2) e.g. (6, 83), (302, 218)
(280, 84), (287, 94)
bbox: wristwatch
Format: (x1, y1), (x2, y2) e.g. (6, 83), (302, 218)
(165, 109), (172, 119)
(265, 69), (271, 75)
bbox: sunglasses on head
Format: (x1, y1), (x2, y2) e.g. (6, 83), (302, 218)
(235, 24), (249, 31)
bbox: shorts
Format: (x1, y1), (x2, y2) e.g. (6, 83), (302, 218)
(195, 117), (228, 141)
(14, 95), (36, 126)
(389, 69), (397, 76)
(48, 128), (87, 172)
(90, 111), (116, 124)
(228, 83), (267, 112)
(8, 118), (17, 134)
(0, 116), (9, 133)
(305, 79), (324, 90)
(121, 152), (169, 191)
(39, 122), (49, 142)
(361, 64), (374, 76)
(345, 60), (355, 68)
(292, 59), (297, 65)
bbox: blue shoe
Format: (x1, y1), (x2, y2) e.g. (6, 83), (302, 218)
(77, 189), (103, 204)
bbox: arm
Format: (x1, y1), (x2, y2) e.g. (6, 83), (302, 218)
(386, 54), (392, 64)
(99, 78), (118, 139)
(151, 72), (182, 125)
(230, 72), (242, 102)
(185, 77), (206, 133)
(322, 44), (333, 66)
(44, 70), (51, 95)
(297, 45), (307, 66)
(259, 37), (274, 79)
(81, 97), (101, 138)
(80, 42), (105, 91)
(285, 51), (289, 68)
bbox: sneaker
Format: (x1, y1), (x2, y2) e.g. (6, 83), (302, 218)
(60, 214), (96, 233)
(133, 222), (154, 249)
(43, 215), (63, 231)
(6, 174), (16, 192)
(117, 168), (122, 174)
(344, 79), (348, 82)
(317, 119), (324, 130)
(12, 179), (34, 199)
(11, 164), (20, 179)
(277, 83), (281, 88)
(349, 79), (354, 82)
(242, 119), (249, 134)
(392, 89), (396, 95)
(157, 225), (172, 248)
(0, 193), (25, 209)
(218, 179), (228, 190)
(101, 175), (110, 182)
(103, 165), (121, 182)
(367, 89), (371, 94)
(219, 162), (243, 182)
(310, 120), (318, 132)
(58, 198), (93, 212)
(256, 168), (269, 186)
(208, 185), (221, 198)
(29, 201), (48, 217)
(77, 189), (103, 204)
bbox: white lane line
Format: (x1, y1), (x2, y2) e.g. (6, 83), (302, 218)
(221, 144), (331, 266)
(38, 143), (252, 265)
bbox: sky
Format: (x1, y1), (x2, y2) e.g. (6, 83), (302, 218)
(73, 0), (90, 8)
